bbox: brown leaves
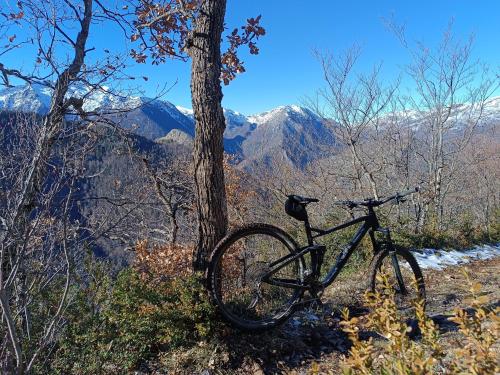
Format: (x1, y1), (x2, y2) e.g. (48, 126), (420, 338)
(131, 1), (264, 84)
(445, 272), (500, 374)
(133, 240), (194, 281)
(224, 154), (256, 225)
(221, 15), (265, 85)
(130, 49), (147, 63)
(1, 1), (24, 22)
(9, 11), (24, 20)
(341, 270), (500, 374)
(130, 0), (195, 64)
(220, 51), (244, 85)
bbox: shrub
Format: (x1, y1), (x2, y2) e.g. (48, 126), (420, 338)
(133, 240), (194, 280)
(392, 209), (500, 251)
(341, 271), (499, 374)
(487, 208), (500, 242)
(47, 261), (216, 374)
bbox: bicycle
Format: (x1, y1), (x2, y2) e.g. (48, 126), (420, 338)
(207, 188), (425, 331)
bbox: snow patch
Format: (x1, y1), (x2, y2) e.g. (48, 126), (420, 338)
(412, 243), (500, 270)
(175, 105), (194, 119)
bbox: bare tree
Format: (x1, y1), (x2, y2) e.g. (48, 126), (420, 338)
(387, 20), (499, 228)
(309, 47), (398, 200)
(142, 150), (194, 245)
(0, 1), (94, 371)
(0, 113), (100, 372)
(0, 0), (142, 371)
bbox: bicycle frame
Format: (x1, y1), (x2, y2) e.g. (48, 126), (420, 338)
(262, 206), (391, 291)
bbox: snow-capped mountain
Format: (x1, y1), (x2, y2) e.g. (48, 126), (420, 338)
(175, 105), (194, 120)
(2, 83), (499, 171)
(0, 84), (53, 113)
(379, 96), (500, 132)
(0, 83), (141, 113)
(0, 83), (336, 170)
(174, 106), (258, 139)
(0, 83), (195, 140)
(236, 105), (335, 169)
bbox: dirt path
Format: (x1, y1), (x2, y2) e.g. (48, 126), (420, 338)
(212, 257), (500, 374)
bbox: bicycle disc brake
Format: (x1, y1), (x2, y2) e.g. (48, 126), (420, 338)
(245, 261), (271, 309)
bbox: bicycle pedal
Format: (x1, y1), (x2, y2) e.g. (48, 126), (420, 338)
(302, 287), (324, 307)
(311, 298), (323, 308)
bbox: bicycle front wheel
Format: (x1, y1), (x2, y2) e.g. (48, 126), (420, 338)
(369, 247), (426, 320)
(207, 223), (304, 331)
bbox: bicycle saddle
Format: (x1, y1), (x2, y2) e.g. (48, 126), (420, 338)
(285, 195), (319, 221)
(287, 195), (319, 205)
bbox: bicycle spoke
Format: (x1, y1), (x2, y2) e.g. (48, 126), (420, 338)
(213, 231), (302, 325)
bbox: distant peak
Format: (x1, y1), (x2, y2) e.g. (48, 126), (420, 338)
(156, 129), (193, 146)
(175, 105), (194, 117)
(279, 104), (305, 112)
(248, 104), (319, 125)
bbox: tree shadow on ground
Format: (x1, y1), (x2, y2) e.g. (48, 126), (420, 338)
(216, 303), (352, 374)
(215, 297), (500, 374)
(430, 299), (500, 334)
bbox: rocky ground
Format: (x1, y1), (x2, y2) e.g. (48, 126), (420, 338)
(183, 256), (500, 375)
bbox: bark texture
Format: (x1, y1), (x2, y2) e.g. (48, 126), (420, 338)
(189, 0), (228, 270)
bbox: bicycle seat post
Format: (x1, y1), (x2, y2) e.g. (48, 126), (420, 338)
(303, 213), (314, 246)
(367, 205), (380, 230)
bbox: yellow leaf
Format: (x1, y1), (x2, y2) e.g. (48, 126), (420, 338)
(475, 295), (490, 305)
(471, 282), (482, 294)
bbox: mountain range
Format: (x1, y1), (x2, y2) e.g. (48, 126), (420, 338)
(2, 84), (499, 261)
(1, 83), (500, 170)
(0, 84), (338, 169)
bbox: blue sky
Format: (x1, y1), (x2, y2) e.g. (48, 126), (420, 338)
(3, 0), (500, 114)
(221, 0), (500, 114)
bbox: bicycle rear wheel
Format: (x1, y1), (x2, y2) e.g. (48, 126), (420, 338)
(369, 247), (426, 320)
(207, 223), (304, 331)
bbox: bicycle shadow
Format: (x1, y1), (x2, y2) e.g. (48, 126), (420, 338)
(429, 299), (500, 334)
(216, 303), (352, 374)
(218, 329), (349, 374)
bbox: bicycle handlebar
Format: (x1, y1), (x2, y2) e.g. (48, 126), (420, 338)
(335, 187), (419, 209)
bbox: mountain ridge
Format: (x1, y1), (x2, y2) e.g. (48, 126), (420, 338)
(2, 83), (499, 170)
(0, 83), (336, 169)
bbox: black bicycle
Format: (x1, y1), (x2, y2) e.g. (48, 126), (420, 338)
(207, 188), (425, 331)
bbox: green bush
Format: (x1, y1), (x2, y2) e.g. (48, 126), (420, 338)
(46, 266), (215, 374)
(487, 208), (500, 243)
(393, 221), (498, 251)
(383, 207), (500, 251)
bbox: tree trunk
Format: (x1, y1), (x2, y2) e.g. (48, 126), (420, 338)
(170, 205), (179, 245)
(189, 0), (228, 271)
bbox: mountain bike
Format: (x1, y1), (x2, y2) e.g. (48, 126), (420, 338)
(207, 188), (425, 331)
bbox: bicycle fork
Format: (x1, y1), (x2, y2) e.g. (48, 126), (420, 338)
(375, 228), (408, 295)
